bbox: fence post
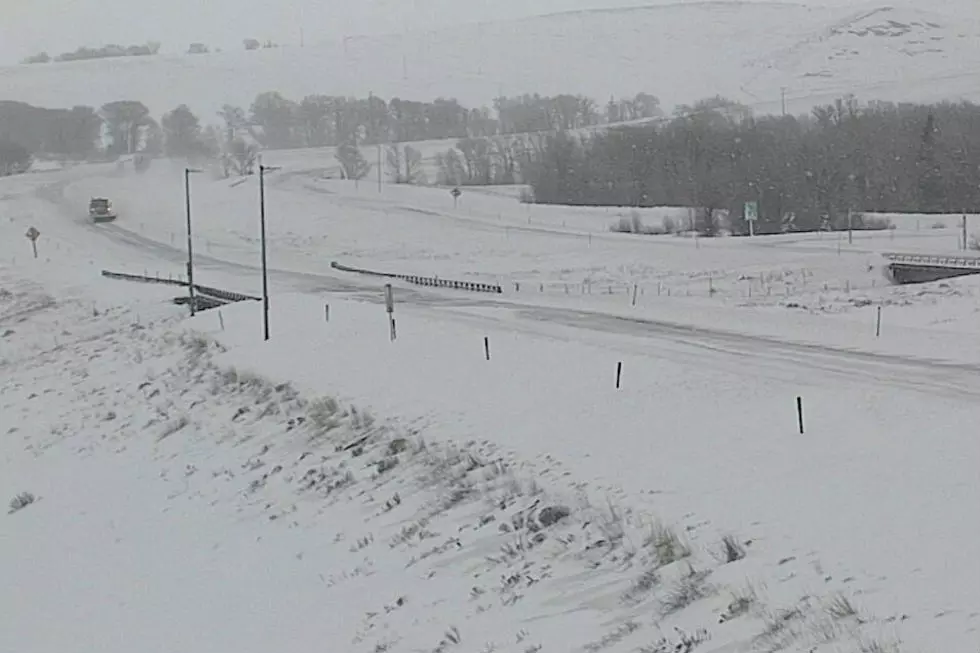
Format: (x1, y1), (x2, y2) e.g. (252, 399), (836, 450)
(616, 362), (623, 389)
(796, 397), (804, 434)
(484, 336), (490, 361)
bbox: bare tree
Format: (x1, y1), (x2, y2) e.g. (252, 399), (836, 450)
(336, 140), (371, 180)
(100, 100), (152, 155)
(250, 92), (298, 149)
(0, 138), (31, 175)
(162, 105), (206, 159)
(386, 144), (423, 183)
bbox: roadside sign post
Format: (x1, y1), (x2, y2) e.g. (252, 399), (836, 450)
(451, 187), (462, 209)
(25, 227), (40, 259)
(744, 201), (758, 237)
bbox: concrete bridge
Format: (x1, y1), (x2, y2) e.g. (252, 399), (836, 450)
(883, 252), (980, 284)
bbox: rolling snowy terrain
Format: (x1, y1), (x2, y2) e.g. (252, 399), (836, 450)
(4, 150), (980, 652)
(5, 1), (980, 648)
(3, 2), (980, 118)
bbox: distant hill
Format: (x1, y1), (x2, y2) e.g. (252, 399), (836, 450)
(1, 2), (979, 120)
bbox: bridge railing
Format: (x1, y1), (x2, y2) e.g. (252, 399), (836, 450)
(882, 252), (980, 269)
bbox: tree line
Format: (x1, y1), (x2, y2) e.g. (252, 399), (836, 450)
(22, 42), (162, 64)
(235, 90), (661, 150)
(22, 39), (279, 64)
(0, 101), (103, 172)
(0, 90), (662, 177)
(9, 89), (978, 230)
(519, 96), (980, 233)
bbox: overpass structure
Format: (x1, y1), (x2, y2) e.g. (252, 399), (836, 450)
(883, 252), (980, 284)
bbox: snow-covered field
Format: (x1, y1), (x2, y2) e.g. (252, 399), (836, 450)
(0, 264), (919, 653)
(4, 155), (980, 652)
(3, 2), (980, 118)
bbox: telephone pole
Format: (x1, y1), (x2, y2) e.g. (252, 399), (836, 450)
(259, 162), (282, 341)
(184, 167), (202, 316)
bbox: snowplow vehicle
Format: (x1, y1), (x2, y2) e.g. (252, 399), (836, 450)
(89, 197), (117, 223)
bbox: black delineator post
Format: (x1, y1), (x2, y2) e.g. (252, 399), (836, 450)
(616, 361), (623, 389)
(796, 396), (804, 434)
(875, 305), (882, 338)
(484, 336), (490, 361)
(384, 284), (396, 341)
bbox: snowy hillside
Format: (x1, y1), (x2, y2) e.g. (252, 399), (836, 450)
(3, 2), (980, 119)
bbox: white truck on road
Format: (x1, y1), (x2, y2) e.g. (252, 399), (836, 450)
(88, 197), (116, 223)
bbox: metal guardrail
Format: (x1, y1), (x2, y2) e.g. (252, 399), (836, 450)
(882, 252), (980, 269)
(101, 269), (185, 287)
(329, 262), (397, 279)
(101, 270), (261, 303)
(331, 261), (503, 294)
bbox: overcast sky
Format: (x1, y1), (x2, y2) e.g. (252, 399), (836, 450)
(1, 0), (975, 64)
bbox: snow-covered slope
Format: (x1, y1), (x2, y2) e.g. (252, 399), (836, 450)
(2, 2), (980, 119)
(0, 262), (926, 653)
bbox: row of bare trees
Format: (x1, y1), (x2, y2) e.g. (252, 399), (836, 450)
(18, 89), (978, 231)
(0, 89), (662, 179)
(434, 134), (539, 186)
(239, 90), (662, 151)
(520, 96), (980, 233)
(23, 39), (278, 64)
(23, 42), (162, 64)
(0, 101), (104, 160)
